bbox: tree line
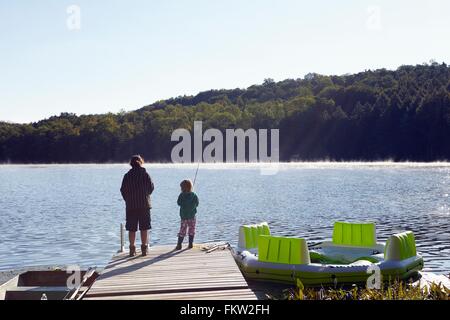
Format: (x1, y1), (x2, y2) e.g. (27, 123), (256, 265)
(1, 62), (449, 163)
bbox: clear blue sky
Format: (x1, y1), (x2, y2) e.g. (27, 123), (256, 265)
(1, 0), (449, 123)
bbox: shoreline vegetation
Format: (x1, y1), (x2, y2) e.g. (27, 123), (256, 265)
(274, 279), (450, 300)
(250, 274), (450, 300)
(0, 161), (450, 167)
(1, 63), (449, 163)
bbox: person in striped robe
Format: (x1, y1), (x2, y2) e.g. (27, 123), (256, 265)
(120, 155), (154, 256)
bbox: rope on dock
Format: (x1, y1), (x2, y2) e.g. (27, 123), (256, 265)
(199, 242), (231, 253)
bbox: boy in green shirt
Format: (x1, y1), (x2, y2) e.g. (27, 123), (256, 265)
(175, 179), (199, 250)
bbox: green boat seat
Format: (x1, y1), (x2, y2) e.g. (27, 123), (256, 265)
(238, 222), (271, 249)
(257, 235), (310, 265)
(332, 221), (377, 247)
(384, 231), (417, 261)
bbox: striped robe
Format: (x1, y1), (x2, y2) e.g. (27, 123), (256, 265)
(120, 167), (154, 210)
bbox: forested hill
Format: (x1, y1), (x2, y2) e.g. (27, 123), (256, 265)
(1, 63), (450, 163)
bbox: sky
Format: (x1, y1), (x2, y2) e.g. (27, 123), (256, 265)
(0, 0), (449, 124)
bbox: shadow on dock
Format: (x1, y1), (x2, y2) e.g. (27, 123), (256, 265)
(84, 244), (259, 300)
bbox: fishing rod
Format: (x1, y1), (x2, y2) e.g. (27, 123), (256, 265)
(193, 161), (200, 188)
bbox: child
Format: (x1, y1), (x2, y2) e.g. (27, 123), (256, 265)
(175, 179), (199, 250)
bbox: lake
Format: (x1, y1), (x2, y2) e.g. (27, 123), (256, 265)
(0, 163), (449, 274)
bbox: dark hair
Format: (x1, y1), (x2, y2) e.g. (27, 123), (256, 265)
(130, 155), (144, 168)
(180, 179), (193, 192)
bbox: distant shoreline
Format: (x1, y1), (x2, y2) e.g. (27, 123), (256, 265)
(0, 161), (449, 168)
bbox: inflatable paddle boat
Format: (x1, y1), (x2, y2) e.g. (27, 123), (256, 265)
(232, 222), (424, 286)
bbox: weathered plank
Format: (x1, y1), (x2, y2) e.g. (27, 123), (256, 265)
(86, 289), (258, 300)
(84, 244), (258, 300)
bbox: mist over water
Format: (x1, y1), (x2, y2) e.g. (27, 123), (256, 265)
(0, 163), (449, 274)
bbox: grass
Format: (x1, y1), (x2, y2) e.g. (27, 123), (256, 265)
(267, 279), (450, 300)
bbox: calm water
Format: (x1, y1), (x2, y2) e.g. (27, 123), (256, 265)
(0, 163), (449, 274)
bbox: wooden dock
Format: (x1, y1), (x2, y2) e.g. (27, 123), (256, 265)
(84, 243), (259, 300)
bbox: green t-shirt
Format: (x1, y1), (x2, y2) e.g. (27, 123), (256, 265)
(177, 192), (199, 220)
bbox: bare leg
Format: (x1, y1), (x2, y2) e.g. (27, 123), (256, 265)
(140, 229), (149, 246)
(129, 231), (136, 247)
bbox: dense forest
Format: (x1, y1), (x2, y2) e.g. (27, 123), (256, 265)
(1, 62), (449, 163)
